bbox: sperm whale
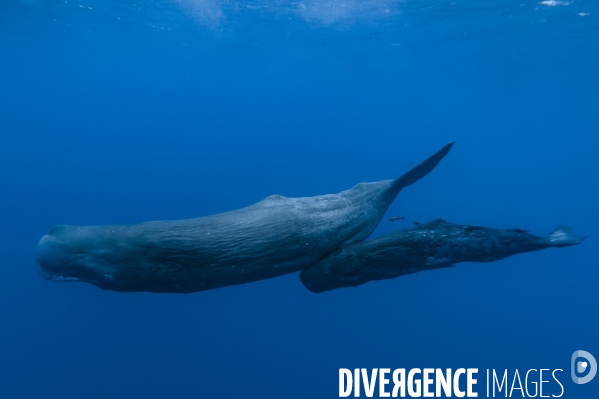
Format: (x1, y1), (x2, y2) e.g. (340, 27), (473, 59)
(300, 219), (584, 293)
(36, 143), (454, 293)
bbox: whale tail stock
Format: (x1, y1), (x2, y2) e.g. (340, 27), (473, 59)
(542, 225), (585, 247)
(386, 142), (454, 201)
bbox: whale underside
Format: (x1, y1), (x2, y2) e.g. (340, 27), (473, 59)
(35, 142), (583, 294)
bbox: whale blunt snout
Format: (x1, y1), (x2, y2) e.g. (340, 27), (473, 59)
(36, 234), (79, 281)
(36, 229), (122, 288)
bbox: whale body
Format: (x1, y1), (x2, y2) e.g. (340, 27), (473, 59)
(36, 143), (454, 293)
(300, 219), (584, 293)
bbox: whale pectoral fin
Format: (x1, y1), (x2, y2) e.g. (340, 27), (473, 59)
(147, 262), (189, 284)
(389, 142), (454, 198)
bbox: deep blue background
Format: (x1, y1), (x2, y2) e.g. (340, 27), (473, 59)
(1, 0), (598, 397)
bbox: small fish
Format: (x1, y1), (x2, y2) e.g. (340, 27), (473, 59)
(413, 222), (421, 225)
(388, 216), (405, 222)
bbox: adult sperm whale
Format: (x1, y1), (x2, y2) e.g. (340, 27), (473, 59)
(300, 219), (584, 293)
(36, 142), (454, 293)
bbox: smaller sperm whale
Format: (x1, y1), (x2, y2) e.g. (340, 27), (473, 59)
(300, 219), (584, 293)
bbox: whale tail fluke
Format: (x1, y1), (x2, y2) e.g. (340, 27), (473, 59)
(543, 225), (585, 247)
(387, 142), (454, 200)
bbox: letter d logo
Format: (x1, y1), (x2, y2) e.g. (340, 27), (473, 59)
(571, 350), (597, 384)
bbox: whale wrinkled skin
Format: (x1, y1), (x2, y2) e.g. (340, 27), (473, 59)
(300, 219), (584, 293)
(36, 143), (454, 293)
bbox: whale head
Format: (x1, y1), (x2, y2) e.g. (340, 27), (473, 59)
(36, 225), (122, 289)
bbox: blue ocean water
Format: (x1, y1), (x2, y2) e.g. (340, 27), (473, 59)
(1, 0), (598, 397)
